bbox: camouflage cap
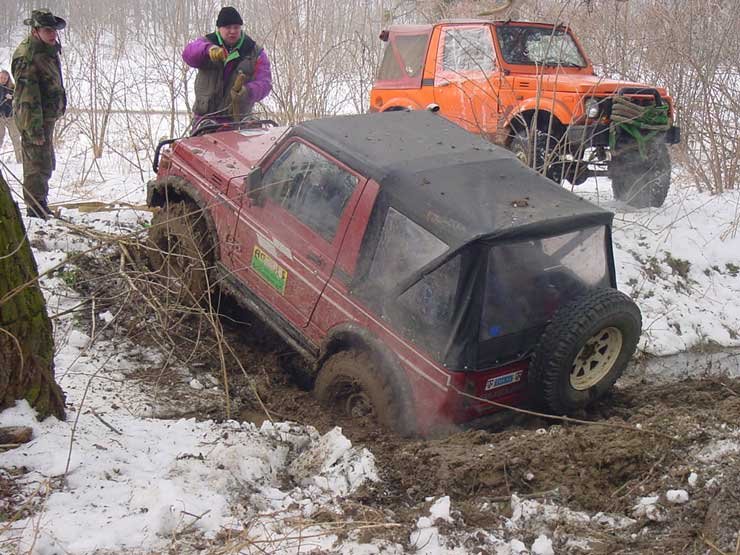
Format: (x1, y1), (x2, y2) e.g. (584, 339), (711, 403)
(23, 9), (67, 30)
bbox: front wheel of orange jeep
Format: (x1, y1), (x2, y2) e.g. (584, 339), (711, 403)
(509, 129), (564, 183)
(609, 142), (671, 208)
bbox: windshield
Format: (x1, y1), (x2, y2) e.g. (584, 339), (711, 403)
(495, 25), (586, 67)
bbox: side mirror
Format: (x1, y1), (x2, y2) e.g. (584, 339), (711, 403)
(245, 167), (263, 205)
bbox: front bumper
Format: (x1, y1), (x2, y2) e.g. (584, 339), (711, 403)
(566, 123), (681, 148)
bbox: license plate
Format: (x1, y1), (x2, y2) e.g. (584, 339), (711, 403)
(485, 370), (523, 391)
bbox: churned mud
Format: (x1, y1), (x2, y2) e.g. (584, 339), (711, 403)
(67, 256), (740, 553)
(143, 303), (740, 553)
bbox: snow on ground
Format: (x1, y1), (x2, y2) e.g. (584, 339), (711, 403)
(2, 136), (740, 554)
(577, 175), (740, 357)
(0, 219), (387, 553)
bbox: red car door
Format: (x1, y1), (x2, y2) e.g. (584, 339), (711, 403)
(229, 139), (367, 328)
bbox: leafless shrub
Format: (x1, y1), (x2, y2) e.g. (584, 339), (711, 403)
(2, 0), (737, 196)
(516, 0), (740, 193)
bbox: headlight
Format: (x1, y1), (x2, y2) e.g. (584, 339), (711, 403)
(584, 98), (600, 119)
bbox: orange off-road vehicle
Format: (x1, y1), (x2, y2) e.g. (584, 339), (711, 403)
(370, 20), (681, 208)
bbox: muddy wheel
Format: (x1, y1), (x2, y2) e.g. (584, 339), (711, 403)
(148, 200), (214, 306)
(609, 142), (670, 208)
(529, 288), (642, 414)
(510, 129), (564, 183)
(314, 350), (410, 434)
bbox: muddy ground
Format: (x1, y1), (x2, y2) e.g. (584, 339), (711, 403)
(35, 253), (740, 553)
(99, 296), (740, 554)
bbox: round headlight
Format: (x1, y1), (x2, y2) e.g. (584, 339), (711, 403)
(585, 98), (600, 119)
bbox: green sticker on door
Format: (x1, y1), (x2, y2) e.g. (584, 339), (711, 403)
(251, 246), (288, 294)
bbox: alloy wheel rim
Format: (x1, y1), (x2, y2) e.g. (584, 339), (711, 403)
(570, 326), (623, 390)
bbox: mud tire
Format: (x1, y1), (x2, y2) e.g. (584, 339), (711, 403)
(147, 200), (214, 306)
(529, 288), (642, 414)
(510, 129), (564, 183)
(609, 142), (671, 208)
(314, 350), (412, 435)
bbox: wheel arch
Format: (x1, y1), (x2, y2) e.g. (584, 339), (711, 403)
(318, 323), (417, 431)
(147, 176), (221, 261)
(506, 107), (568, 144)
(377, 97), (425, 112)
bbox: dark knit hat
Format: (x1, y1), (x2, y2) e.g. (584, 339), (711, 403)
(216, 7), (243, 27)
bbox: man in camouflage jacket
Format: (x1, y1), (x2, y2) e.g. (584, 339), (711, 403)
(12, 9), (67, 219)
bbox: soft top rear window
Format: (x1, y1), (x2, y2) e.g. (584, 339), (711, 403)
(478, 226), (609, 366)
(376, 31), (431, 89)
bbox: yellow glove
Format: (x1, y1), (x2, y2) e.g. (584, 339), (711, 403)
(208, 45), (227, 63)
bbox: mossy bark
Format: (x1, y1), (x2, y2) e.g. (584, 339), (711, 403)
(0, 171), (65, 420)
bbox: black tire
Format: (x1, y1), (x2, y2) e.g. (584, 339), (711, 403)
(509, 129), (564, 183)
(314, 350), (413, 435)
(609, 142), (671, 208)
(147, 200), (214, 306)
(528, 288), (642, 414)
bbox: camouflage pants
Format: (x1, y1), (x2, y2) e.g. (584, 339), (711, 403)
(21, 122), (56, 210)
(0, 116), (22, 162)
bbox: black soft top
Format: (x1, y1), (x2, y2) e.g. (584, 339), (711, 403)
(291, 111), (612, 248)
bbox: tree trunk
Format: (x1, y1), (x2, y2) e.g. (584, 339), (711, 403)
(0, 171), (65, 420)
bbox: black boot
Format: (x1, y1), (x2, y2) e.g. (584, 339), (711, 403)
(27, 199), (51, 219)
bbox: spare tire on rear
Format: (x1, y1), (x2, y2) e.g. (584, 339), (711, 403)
(528, 288), (642, 414)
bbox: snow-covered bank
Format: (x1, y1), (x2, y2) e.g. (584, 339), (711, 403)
(578, 177), (740, 356)
(0, 330), (379, 554)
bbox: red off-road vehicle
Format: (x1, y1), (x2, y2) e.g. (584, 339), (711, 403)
(370, 20), (681, 208)
(148, 111), (641, 436)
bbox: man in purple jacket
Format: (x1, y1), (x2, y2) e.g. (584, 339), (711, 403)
(182, 6), (272, 122)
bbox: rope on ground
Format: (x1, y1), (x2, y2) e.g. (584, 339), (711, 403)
(451, 386), (678, 441)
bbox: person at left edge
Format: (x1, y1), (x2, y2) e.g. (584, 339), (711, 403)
(0, 70), (23, 163)
(12, 8), (67, 219)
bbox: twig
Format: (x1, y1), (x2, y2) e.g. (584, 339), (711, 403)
(701, 533), (729, 555)
(49, 298), (92, 321)
(488, 489), (559, 504)
(177, 509), (212, 537)
(716, 380), (739, 397)
(0, 443), (22, 450)
(609, 453), (667, 510)
(0, 328), (23, 378)
(90, 408), (122, 435)
(0, 478), (48, 536)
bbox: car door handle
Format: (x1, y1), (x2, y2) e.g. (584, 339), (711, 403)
(306, 252), (324, 267)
